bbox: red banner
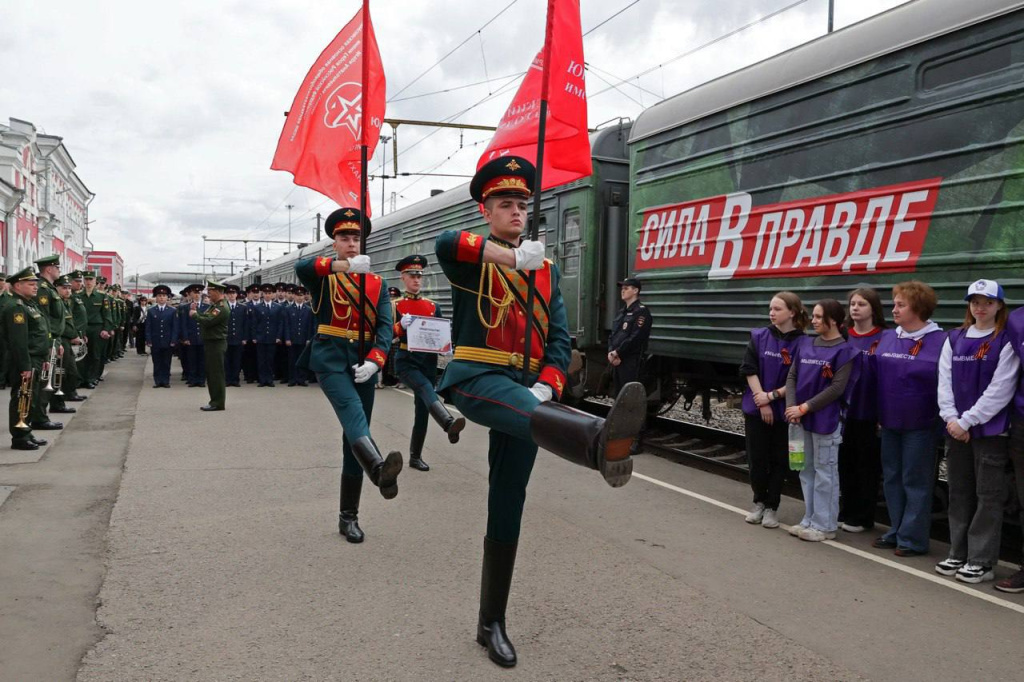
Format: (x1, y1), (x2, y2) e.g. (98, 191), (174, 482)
(634, 178), (943, 279)
(271, 4), (385, 213)
(477, 0), (591, 189)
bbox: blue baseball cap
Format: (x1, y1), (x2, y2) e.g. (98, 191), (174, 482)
(964, 279), (1005, 301)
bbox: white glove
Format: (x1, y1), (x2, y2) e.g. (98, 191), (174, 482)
(347, 255), (371, 274)
(513, 240), (545, 270)
(400, 313), (413, 329)
(352, 361), (380, 384)
(529, 382), (553, 403)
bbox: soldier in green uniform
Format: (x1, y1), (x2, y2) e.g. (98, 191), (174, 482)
(0, 273), (10, 391)
(193, 281), (230, 411)
(434, 156), (646, 668)
(4, 268), (55, 450)
(55, 276), (85, 403)
(68, 271), (90, 398)
(33, 255), (73, 417)
(81, 272), (112, 387)
(294, 207), (402, 543)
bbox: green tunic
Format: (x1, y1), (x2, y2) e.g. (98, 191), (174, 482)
(196, 300), (230, 409)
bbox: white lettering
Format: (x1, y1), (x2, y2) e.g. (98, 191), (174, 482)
(794, 205), (825, 269)
(885, 189), (930, 263)
(639, 213), (660, 261)
(772, 208), (805, 269)
(759, 211), (784, 269)
(844, 195), (894, 272)
(709, 193), (751, 279)
(820, 202), (857, 268)
(689, 205), (709, 257)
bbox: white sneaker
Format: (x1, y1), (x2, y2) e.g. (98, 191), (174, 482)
(799, 527), (836, 542)
(955, 562), (994, 584)
(745, 503), (765, 524)
(788, 523), (809, 537)
(761, 508), (779, 528)
(935, 557), (965, 576)
(840, 523), (867, 533)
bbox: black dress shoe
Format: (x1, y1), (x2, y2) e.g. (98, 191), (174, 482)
(30, 436), (48, 446)
(11, 440), (39, 451)
(409, 458), (430, 472)
(200, 405), (225, 412)
(31, 421), (64, 430)
(66, 394), (87, 401)
(298, 382), (308, 387)
(85, 382), (98, 389)
(50, 406), (77, 414)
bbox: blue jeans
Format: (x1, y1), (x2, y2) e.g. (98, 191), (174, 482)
(880, 426), (938, 552)
(799, 425), (843, 532)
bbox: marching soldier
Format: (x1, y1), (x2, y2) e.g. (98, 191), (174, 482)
(393, 254), (465, 471)
(4, 268), (54, 450)
(434, 156), (645, 668)
(294, 207), (402, 543)
(251, 283), (284, 387)
(55, 276), (85, 404)
(607, 277), (653, 396)
(224, 284), (246, 387)
(193, 280), (229, 411)
(146, 285), (178, 387)
(33, 255), (71, 420)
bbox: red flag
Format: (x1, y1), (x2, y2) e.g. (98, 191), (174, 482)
(478, 0), (591, 189)
(272, 4), (386, 213)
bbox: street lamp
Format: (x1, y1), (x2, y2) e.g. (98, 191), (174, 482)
(286, 204), (295, 252)
(202, 235), (207, 278)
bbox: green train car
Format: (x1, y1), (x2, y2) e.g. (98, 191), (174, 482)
(231, 0), (1023, 411)
(628, 0), (1024, 404)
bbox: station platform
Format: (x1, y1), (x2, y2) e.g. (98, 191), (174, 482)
(1, 355), (1021, 681)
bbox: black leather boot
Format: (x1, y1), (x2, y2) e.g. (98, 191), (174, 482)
(408, 428), (429, 472)
(338, 474), (364, 543)
(529, 381), (646, 488)
(350, 436), (403, 499)
(429, 400), (466, 444)
(476, 537), (518, 668)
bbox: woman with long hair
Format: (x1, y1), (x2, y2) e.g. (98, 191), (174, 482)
(838, 288), (887, 533)
(935, 280), (1018, 583)
(740, 292), (807, 529)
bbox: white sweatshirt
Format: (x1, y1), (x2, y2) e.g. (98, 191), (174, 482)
(937, 325), (1020, 433)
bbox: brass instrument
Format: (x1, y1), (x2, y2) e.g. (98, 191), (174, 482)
(42, 341), (59, 393)
(72, 338), (88, 361)
(15, 370), (34, 430)
(53, 346), (65, 397)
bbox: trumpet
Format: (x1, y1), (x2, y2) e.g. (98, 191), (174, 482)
(53, 347), (65, 397)
(15, 370), (34, 430)
(42, 341), (59, 393)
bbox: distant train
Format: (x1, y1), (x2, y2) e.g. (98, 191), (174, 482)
(228, 0), (1024, 415)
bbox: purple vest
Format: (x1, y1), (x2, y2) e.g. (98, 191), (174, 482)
(948, 328), (1011, 438)
(875, 328), (946, 431)
(741, 326), (802, 422)
(845, 329), (883, 422)
(792, 336), (860, 434)
(1007, 309), (1024, 420)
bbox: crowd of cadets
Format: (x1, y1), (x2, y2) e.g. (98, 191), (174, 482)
(142, 281), (317, 390)
(0, 258), (139, 452)
(741, 280), (1024, 594)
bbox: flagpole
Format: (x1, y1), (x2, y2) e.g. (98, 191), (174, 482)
(357, 0), (371, 363)
(518, 0), (556, 387)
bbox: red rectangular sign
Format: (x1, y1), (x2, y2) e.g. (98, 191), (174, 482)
(633, 178), (942, 279)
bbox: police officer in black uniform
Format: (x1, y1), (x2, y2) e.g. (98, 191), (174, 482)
(607, 277), (653, 397)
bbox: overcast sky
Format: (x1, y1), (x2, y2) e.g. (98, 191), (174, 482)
(1, 0), (911, 280)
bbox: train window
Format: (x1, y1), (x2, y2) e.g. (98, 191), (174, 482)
(920, 35), (1024, 92)
(561, 209), (581, 276)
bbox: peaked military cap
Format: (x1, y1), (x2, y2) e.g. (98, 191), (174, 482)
(71, 270), (84, 280)
(395, 254), (428, 273)
(260, 283), (276, 293)
(55, 275), (72, 286)
(387, 286), (400, 298)
(245, 283), (260, 294)
(8, 267), (39, 283)
(470, 155), (536, 203)
(225, 284), (241, 294)
(325, 207), (371, 238)
(206, 279), (227, 291)
(153, 285), (172, 297)
(295, 286), (308, 295)
(83, 271), (97, 280)
(98, 276), (108, 284)
(35, 254), (60, 268)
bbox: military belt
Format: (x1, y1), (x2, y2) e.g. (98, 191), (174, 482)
(453, 346), (541, 373)
(316, 324), (373, 342)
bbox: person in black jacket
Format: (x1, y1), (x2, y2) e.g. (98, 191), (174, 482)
(607, 278), (653, 396)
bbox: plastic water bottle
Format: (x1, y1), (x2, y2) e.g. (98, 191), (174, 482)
(788, 423), (805, 471)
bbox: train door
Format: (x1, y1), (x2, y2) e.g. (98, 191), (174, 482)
(555, 199), (584, 333)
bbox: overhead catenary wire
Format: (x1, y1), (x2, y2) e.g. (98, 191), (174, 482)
(583, 0), (641, 37)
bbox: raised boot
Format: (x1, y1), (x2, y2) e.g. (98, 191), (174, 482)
(429, 399), (466, 444)
(338, 474), (364, 543)
(529, 381), (645, 488)
(350, 436), (403, 500)
(476, 537), (518, 667)
(408, 428), (429, 472)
